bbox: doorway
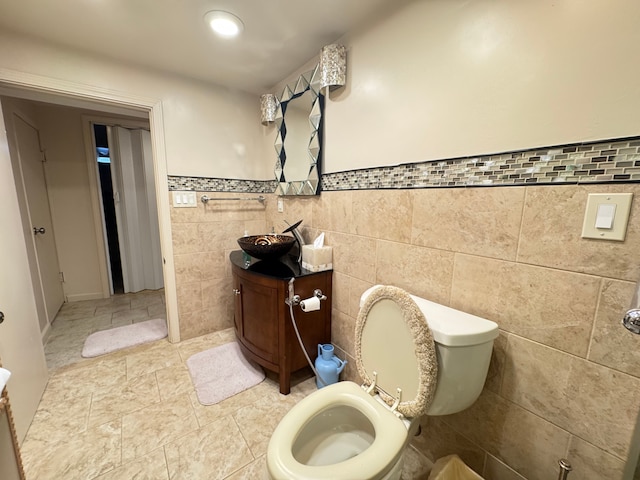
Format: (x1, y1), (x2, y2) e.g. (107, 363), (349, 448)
(91, 122), (164, 295)
(94, 124), (124, 294)
(0, 77), (178, 443)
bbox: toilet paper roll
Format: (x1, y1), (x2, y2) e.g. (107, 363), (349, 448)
(300, 296), (321, 312)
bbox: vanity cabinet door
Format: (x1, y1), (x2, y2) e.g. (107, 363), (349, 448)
(236, 274), (279, 364)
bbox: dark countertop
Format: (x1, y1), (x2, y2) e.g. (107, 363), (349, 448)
(229, 250), (331, 279)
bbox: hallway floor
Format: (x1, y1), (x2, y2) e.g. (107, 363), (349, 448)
(44, 290), (166, 371)
(21, 327), (432, 479)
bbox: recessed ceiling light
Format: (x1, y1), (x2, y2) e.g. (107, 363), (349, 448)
(204, 10), (244, 38)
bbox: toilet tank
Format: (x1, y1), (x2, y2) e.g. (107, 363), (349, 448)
(408, 295), (498, 415)
(360, 287), (499, 416)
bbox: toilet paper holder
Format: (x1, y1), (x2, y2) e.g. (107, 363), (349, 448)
(286, 288), (327, 307)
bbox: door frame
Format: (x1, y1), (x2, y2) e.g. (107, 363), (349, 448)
(0, 67), (180, 343)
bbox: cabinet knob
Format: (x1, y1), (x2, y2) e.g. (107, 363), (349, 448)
(233, 289), (241, 296)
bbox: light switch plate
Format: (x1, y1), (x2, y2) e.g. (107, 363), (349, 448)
(172, 191), (197, 208)
(581, 193), (633, 241)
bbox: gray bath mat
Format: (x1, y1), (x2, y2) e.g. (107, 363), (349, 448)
(187, 342), (265, 405)
(81, 318), (167, 357)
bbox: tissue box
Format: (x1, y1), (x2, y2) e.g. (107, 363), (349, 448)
(302, 245), (333, 272)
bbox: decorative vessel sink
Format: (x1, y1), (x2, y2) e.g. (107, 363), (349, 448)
(237, 234), (296, 260)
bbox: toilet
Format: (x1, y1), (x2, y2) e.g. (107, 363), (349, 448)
(267, 285), (499, 480)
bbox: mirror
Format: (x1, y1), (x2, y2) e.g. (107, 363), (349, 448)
(274, 65), (324, 195)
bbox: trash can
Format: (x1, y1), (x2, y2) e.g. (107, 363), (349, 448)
(428, 455), (484, 480)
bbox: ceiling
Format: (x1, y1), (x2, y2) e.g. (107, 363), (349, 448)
(0, 0), (403, 94)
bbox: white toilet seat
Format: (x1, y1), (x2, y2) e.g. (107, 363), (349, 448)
(267, 381), (409, 480)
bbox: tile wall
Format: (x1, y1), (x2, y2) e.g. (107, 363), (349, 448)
(169, 192), (268, 339)
(168, 138), (640, 479)
(264, 184), (640, 480)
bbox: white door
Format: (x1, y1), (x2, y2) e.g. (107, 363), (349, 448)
(0, 105), (49, 443)
(13, 114), (65, 323)
(109, 126), (163, 293)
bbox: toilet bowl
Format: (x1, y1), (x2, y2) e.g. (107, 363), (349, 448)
(267, 285), (498, 480)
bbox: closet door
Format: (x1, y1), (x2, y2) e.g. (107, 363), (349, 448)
(109, 126), (163, 293)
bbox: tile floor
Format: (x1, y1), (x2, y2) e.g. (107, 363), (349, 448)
(44, 290), (167, 371)
(22, 294), (432, 480)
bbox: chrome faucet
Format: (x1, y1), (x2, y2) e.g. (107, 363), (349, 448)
(282, 220), (304, 263)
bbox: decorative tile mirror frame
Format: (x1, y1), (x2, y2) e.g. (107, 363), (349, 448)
(273, 65), (324, 195)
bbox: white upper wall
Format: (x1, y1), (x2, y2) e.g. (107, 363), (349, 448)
(321, 0), (640, 173)
(4, 1), (640, 180)
(0, 31), (270, 179)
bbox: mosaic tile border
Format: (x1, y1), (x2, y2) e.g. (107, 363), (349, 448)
(321, 137), (640, 191)
(168, 137), (640, 193)
(168, 176), (277, 193)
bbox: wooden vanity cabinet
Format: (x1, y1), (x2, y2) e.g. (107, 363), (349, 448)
(231, 252), (332, 394)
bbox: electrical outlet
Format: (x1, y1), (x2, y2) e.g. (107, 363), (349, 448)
(277, 198), (284, 213)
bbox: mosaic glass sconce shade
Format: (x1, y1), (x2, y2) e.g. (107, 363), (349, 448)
(319, 44), (346, 90)
(260, 94), (278, 125)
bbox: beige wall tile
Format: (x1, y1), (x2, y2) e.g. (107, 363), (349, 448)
(484, 331), (508, 395)
(266, 195), (316, 234)
(443, 389), (570, 480)
(179, 309), (231, 340)
(198, 220), (246, 251)
(412, 416), (486, 473)
(589, 279), (640, 375)
(352, 189), (414, 242)
(311, 190), (354, 234)
(567, 436), (626, 480)
(412, 187), (524, 261)
(331, 308), (356, 356)
(348, 276), (374, 318)
(201, 277), (233, 311)
(517, 184), (640, 282)
(483, 455), (526, 480)
(176, 282), (202, 315)
(334, 348), (360, 384)
(326, 232), (376, 281)
(451, 254), (600, 357)
(173, 250), (229, 285)
(502, 335), (640, 458)
(376, 240), (454, 304)
(171, 222), (201, 254)
(331, 271), (350, 315)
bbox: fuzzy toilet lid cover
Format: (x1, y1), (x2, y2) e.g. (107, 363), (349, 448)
(355, 285), (438, 418)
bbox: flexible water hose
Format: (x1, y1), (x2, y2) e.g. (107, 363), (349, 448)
(288, 299), (328, 387)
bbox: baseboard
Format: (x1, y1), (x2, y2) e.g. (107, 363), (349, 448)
(41, 321), (51, 345)
(65, 292), (107, 303)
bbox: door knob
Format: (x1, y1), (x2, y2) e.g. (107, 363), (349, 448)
(233, 289), (241, 295)
(33, 227), (46, 235)
(0, 311), (4, 324)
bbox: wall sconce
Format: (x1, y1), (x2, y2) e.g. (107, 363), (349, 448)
(260, 94), (278, 125)
(319, 44), (347, 90)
